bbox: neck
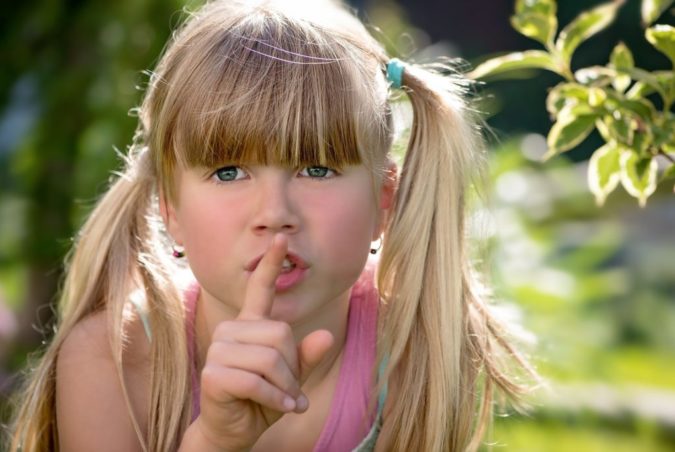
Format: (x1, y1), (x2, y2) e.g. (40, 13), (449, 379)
(292, 292), (351, 391)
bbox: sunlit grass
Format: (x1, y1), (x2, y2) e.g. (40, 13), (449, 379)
(535, 345), (675, 390)
(485, 417), (674, 452)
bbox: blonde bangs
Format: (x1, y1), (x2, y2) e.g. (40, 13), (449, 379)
(160, 13), (388, 177)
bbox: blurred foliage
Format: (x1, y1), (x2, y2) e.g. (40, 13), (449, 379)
(470, 0), (675, 207)
(0, 0), (202, 352)
(479, 136), (675, 450)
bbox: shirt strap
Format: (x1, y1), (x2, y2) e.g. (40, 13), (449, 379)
(129, 297), (152, 342)
(351, 355), (389, 452)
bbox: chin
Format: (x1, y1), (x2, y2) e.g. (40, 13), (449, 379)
(271, 294), (333, 327)
(268, 297), (306, 323)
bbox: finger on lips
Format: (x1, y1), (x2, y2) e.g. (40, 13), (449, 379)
(206, 233), (313, 414)
(238, 233), (287, 320)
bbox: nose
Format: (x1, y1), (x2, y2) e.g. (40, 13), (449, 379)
(250, 172), (300, 235)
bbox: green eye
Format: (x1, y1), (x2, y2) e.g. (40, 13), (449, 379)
(214, 166), (243, 182)
(301, 166), (335, 178)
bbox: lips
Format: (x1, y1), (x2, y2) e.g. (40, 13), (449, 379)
(274, 264), (307, 291)
(245, 251), (309, 273)
(244, 251), (310, 292)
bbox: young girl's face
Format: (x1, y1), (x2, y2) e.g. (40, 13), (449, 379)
(164, 163), (391, 324)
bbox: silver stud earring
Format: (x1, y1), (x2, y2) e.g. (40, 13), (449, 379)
(370, 237), (382, 255)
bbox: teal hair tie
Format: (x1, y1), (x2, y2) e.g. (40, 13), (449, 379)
(386, 58), (406, 89)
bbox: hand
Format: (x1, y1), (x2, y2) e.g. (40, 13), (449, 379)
(193, 234), (334, 451)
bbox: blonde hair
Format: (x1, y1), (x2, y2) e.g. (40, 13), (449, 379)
(9, 1), (534, 450)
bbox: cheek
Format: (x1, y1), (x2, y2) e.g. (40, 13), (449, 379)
(175, 192), (245, 267)
(307, 186), (377, 259)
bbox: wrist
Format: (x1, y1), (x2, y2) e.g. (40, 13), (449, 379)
(178, 417), (249, 452)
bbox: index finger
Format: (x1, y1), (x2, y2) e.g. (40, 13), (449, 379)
(238, 233), (287, 320)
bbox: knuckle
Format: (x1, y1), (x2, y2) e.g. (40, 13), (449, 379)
(238, 373), (263, 397)
(212, 321), (236, 340)
(200, 365), (222, 392)
(260, 348), (283, 371)
(269, 321), (293, 342)
(205, 341), (227, 363)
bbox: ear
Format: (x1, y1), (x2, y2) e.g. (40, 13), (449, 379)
(373, 159), (398, 240)
(159, 190), (184, 246)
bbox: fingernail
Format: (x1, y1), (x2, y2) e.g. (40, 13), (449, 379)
(295, 394), (308, 412)
(283, 396), (296, 411)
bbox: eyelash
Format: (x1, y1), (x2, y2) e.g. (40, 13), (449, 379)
(298, 166), (338, 179)
(209, 165), (339, 184)
(211, 166), (246, 183)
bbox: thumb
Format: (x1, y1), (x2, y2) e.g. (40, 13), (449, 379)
(297, 330), (335, 385)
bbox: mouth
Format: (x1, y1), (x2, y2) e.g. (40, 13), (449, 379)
(245, 252), (309, 273)
(280, 257), (296, 273)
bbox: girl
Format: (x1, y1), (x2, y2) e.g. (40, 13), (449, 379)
(10, 0), (534, 450)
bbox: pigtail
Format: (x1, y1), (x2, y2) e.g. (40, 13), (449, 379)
(377, 63), (533, 451)
(8, 145), (193, 451)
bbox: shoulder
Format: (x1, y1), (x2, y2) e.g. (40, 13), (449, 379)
(58, 307), (151, 367)
(56, 309), (150, 451)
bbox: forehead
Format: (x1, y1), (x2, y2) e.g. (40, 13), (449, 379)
(172, 35), (373, 163)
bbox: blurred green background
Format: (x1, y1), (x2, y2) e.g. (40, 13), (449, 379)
(1, 0), (673, 450)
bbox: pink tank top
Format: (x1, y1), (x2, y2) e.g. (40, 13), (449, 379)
(184, 265), (380, 450)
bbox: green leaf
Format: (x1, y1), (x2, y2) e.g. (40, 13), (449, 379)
(515, 0), (556, 16)
(616, 98), (656, 122)
(545, 104), (598, 158)
(641, 0), (675, 26)
(627, 81), (653, 99)
(575, 66), (617, 86)
(599, 96), (655, 151)
(632, 128), (654, 154)
(603, 113), (636, 146)
(609, 42), (635, 92)
(468, 50), (560, 79)
(620, 151), (658, 206)
(646, 25), (675, 66)
(652, 115), (675, 149)
(588, 87), (608, 107)
(546, 83), (590, 116)
(610, 42), (635, 70)
(625, 68), (670, 100)
(654, 71), (675, 105)
(555, 0), (625, 65)
(661, 163), (675, 182)
(511, 13), (558, 47)
(588, 141), (622, 206)
(595, 118), (613, 142)
(512, 0), (558, 47)
(612, 73), (632, 93)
